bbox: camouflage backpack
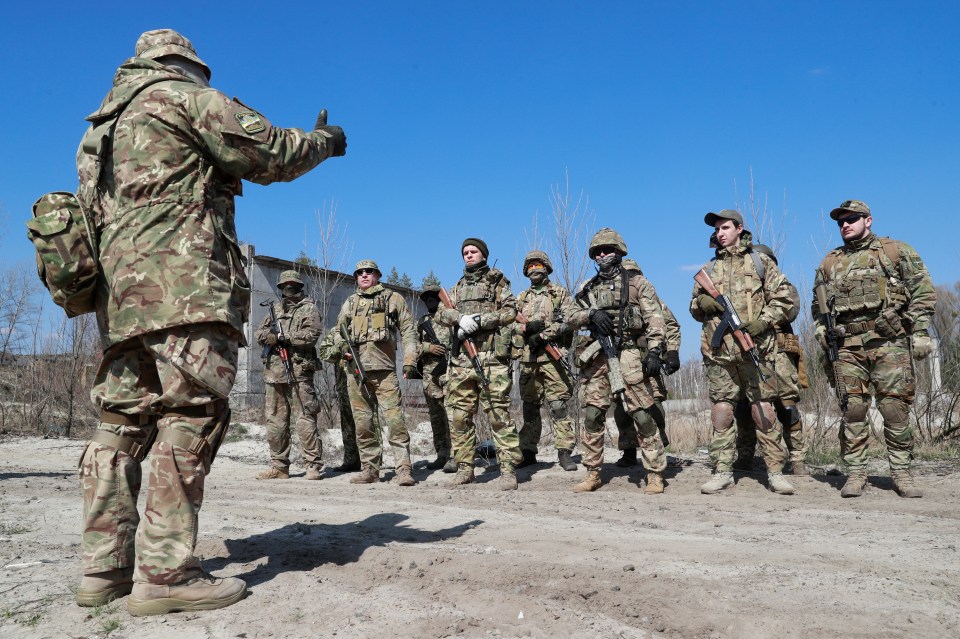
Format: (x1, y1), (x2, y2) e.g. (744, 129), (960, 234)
(26, 191), (99, 317)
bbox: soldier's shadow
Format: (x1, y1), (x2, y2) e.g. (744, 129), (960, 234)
(208, 513), (483, 588)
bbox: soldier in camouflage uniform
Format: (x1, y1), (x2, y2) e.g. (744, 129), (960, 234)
(814, 200), (936, 498)
(317, 328), (362, 472)
(613, 259), (681, 467)
(416, 285), (455, 472)
(254, 271), (324, 480)
(732, 244), (809, 476)
(568, 229), (668, 494)
(74, 30), (346, 614)
(336, 260), (419, 486)
(513, 250), (578, 471)
(435, 238), (522, 490)
(691, 211), (796, 496)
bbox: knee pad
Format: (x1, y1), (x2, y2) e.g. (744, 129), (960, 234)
(711, 402), (735, 433)
(843, 400), (869, 424)
(548, 400), (568, 420)
(751, 402), (777, 433)
(778, 402), (801, 426)
(877, 397), (910, 427)
(584, 405), (606, 432)
(630, 410), (658, 439)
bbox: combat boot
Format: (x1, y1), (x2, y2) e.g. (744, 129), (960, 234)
(516, 449), (538, 469)
(255, 466), (289, 480)
(892, 469), (923, 498)
(349, 465), (379, 484)
(127, 569), (246, 616)
(395, 464), (416, 487)
(305, 465), (323, 480)
(615, 448), (637, 467)
(498, 467), (519, 491)
(700, 471), (734, 494)
(449, 463), (475, 486)
(643, 472), (664, 495)
(573, 469), (602, 493)
(788, 460), (810, 476)
(76, 567), (134, 607)
(442, 457), (458, 473)
(558, 449), (577, 471)
(333, 459), (361, 473)
(840, 470), (867, 498)
(767, 473), (795, 495)
(426, 455), (449, 470)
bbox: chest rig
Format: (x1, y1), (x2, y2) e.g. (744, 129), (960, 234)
(349, 289), (396, 345)
(582, 269), (646, 342)
(820, 238), (906, 320)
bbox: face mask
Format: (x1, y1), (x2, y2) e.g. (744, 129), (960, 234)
(281, 285), (303, 299)
(527, 269), (548, 285)
(423, 298), (440, 313)
(596, 254), (621, 271)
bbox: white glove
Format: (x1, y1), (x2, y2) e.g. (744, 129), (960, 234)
(458, 314), (481, 335)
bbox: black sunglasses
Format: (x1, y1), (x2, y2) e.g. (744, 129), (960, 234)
(836, 214), (865, 227)
(356, 268), (378, 275)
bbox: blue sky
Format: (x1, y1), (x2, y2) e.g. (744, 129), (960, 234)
(3, 1), (958, 357)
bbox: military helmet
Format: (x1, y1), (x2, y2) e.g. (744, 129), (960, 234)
(523, 250), (553, 275)
(621, 258), (643, 274)
(419, 284), (441, 299)
(752, 244), (778, 266)
(277, 270), (303, 287)
(588, 228), (627, 258)
(135, 29), (211, 80)
(354, 259), (381, 276)
(829, 199), (871, 220)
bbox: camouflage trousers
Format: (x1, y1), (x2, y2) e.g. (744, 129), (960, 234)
(518, 360), (575, 452)
(335, 365), (360, 465)
(345, 368), (410, 471)
(444, 352), (521, 470)
(580, 350), (665, 472)
(734, 398), (807, 464)
(79, 323), (237, 585)
(614, 399), (669, 450)
(837, 338), (916, 470)
(422, 368), (451, 457)
(264, 377), (322, 470)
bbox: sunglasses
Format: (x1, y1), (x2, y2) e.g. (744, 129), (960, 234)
(836, 214), (865, 227)
(356, 268), (378, 275)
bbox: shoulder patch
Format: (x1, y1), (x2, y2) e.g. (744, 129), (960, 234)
(235, 111), (266, 134)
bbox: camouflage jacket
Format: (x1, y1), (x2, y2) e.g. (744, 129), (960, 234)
(513, 280), (577, 363)
(661, 303), (681, 353)
(569, 266), (666, 353)
(77, 58), (336, 348)
(254, 296), (322, 383)
(689, 230), (796, 365)
(335, 284), (418, 372)
(813, 232), (935, 345)
(436, 265), (517, 358)
(417, 313), (451, 380)
(317, 327), (344, 364)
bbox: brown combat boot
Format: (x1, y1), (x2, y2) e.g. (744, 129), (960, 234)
(449, 463), (475, 486)
(788, 460), (810, 476)
(574, 469), (602, 492)
(700, 471), (734, 494)
(892, 469), (923, 498)
(127, 569), (246, 616)
(76, 567), (134, 607)
(840, 470), (867, 498)
(256, 466), (289, 480)
(304, 464), (323, 480)
(349, 465), (379, 484)
(643, 471), (664, 494)
(395, 464), (416, 487)
(498, 467), (518, 491)
(767, 472), (795, 495)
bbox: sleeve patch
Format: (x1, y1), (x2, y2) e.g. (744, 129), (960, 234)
(235, 112), (266, 134)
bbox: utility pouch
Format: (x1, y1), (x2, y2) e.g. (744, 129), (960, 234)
(577, 339), (602, 368)
(875, 308), (906, 339)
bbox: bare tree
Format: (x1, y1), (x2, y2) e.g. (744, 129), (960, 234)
(734, 166), (790, 262)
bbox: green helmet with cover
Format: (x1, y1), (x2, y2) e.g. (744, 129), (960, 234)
(523, 250), (553, 275)
(419, 284), (441, 299)
(277, 270), (303, 287)
(588, 227), (628, 258)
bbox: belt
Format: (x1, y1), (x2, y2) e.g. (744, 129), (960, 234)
(841, 319), (876, 335)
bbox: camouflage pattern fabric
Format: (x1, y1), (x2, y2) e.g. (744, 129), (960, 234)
(418, 314), (451, 458)
(569, 266), (667, 472)
(335, 284), (418, 372)
(435, 264), (520, 470)
(813, 232), (936, 471)
(345, 369), (409, 471)
(255, 297), (323, 470)
(80, 323), (237, 583)
(614, 400), (667, 453)
(318, 329), (360, 465)
(76, 52), (337, 585)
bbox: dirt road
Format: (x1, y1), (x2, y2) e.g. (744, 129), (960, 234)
(2, 426), (959, 638)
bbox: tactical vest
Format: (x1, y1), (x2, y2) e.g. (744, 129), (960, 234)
(347, 289), (397, 345)
(819, 238), (907, 319)
(581, 270), (646, 339)
(454, 269), (511, 356)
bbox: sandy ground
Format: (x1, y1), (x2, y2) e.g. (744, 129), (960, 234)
(1, 423), (959, 639)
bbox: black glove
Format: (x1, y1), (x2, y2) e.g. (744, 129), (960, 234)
(643, 348), (662, 377)
(697, 294), (724, 317)
(528, 333), (547, 350)
(589, 309), (615, 336)
(314, 108), (347, 157)
(523, 320), (546, 338)
(663, 350), (681, 375)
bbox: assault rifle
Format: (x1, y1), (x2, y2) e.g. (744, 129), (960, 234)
(574, 288), (626, 397)
(437, 288), (489, 390)
(515, 312), (573, 376)
(340, 324), (374, 400)
(693, 268), (766, 381)
(417, 315), (448, 381)
(815, 283), (849, 413)
(260, 300), (296, 385)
